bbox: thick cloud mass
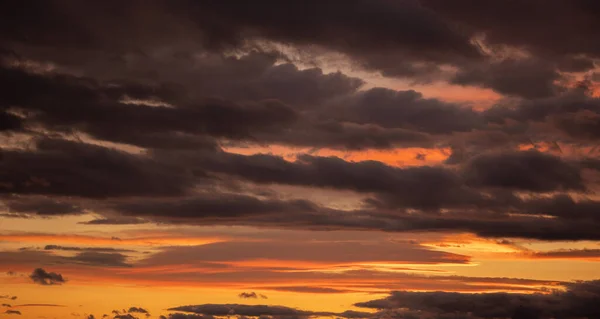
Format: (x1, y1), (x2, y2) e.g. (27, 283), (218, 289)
(356, 280), (600, 319)
(1, 0), (600, 264)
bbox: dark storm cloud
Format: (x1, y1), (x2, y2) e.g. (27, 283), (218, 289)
(116, 194), (326, 219)
(522, 194), (600, 222)
(0, 64), (298, 145)
(0, 62), (431, 150)
(199, 152), (489, 211)
(29, 268), (65, 285)
(0, 109), (23, 131)
(0, 138), (195, 198)
(202, 152), (459, 195)
(181, 0), (481, 72)
(452, 59), (564, 99)
(463, 150), (585, 192)
(328, 88), (482, 134)
(4, 197), (84, 215)
(356, 279), (600, 319)
(2, 0), (600, 245)
(263, 121), (433, 150)
(0, 0), (480, 82)
(422, 0), (600, 60)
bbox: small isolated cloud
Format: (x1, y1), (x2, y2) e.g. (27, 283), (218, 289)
(29, 268), (66, 285)
(5, 310), (21, 315)
(238, 292), (258, 299)
(0, 295), (17, 300)
(128, 307), (150, 317)
(2, 304), (11, 307)
(114, 314), (138, 319)
(128, 307), (149, 314)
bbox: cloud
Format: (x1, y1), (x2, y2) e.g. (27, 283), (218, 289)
(329, 88), (482, 134)
(238, 292), (258, 299)
(44, 245), (133, 253)
(463, 150), (585, 192)
(0, 138), (197, 198)
(0, 296), (16, 300)
(78, 218), (147, 225)
(422, 0), (600, 61)
(168, 303), (371, 319)
(4, 196), (85, 215)
(67, 251), (132, 268)
(127, 307), (149, 314)
(166, 314), (214, 319)
(29, 268), (66, 285)
(356, 279), (600, 319)
(451, 58), (564, 99)
(0, 1), (481, 79)
(4, 310), (21, 315)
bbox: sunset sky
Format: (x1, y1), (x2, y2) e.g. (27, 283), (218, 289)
(1, 1), (600, 319)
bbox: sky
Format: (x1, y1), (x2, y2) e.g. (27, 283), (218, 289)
(1, 1), (600, 318)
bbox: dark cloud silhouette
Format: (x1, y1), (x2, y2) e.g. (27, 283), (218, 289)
(238, 292), (258, 299)
(169, 303), (371, 319)
(452, 59), (563, 99)
(67, 252), (131, 268)
(0, 0), (481, 79)
(29, 268), (66, 285)
(4, 310), (21, 315)
(0, 296), (16, 300)
(4, 197), (85, 215)
(78, 218), (147, 225)
(44, 245), (132, 253)
(463, 150), (585, 192)
(0, 109), (23, 131)
(422, 0), (600, 60)
(0, 138), (196, 198)
(356, 279), (600, 319)
(329, 88), (482, 134)
(237, 292), (268, 299)
(127, 307), (149, 314)
(166, 314), (213, 319)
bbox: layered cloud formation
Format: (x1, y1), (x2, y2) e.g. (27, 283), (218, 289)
(1, 1), (600, 319)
